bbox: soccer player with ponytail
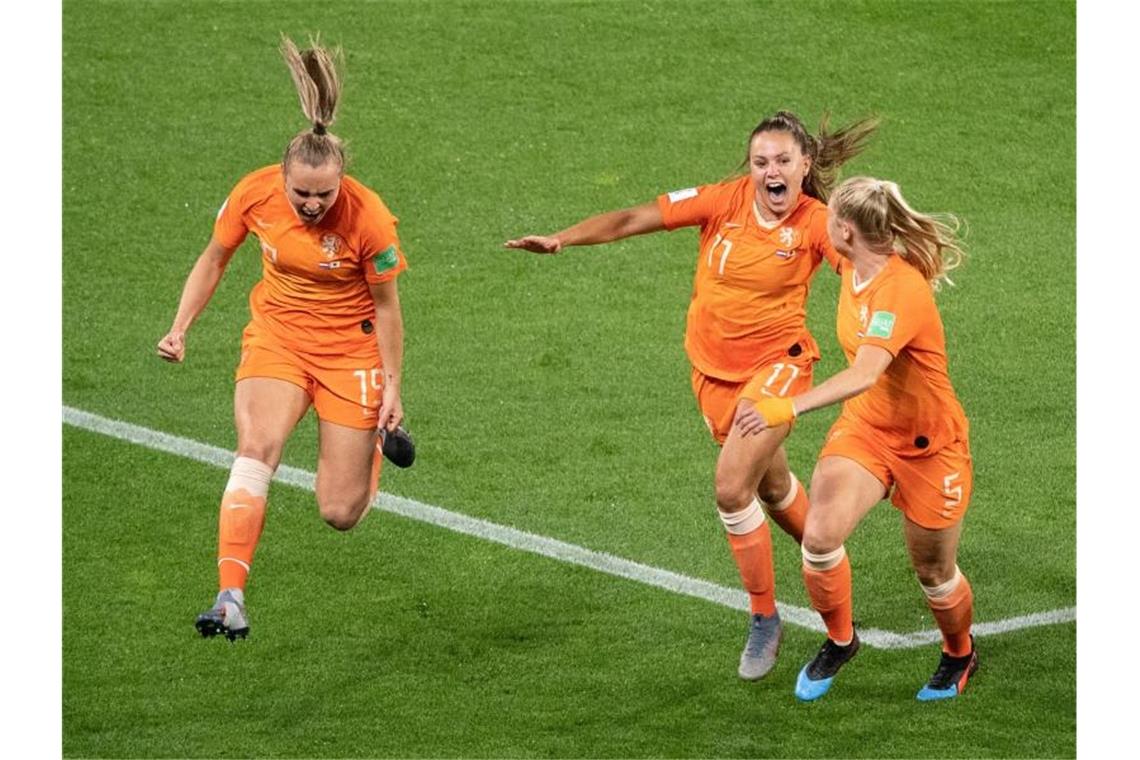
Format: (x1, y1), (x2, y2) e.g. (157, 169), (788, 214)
(507, 112), (877, 680)
(156, 37), (411, 640)
(734, 176), (976, 701)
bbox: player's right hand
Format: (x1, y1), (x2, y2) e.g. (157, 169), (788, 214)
(504, 235), (562, 254)
(156, 330), (186, 363)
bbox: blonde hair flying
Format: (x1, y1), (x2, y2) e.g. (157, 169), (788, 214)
(830, 177), (966, 289)
(280, 35), (347, 170)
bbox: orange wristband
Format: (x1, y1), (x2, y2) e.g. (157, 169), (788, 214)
(756, 396), (797, 427)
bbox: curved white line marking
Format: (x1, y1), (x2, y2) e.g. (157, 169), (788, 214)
(63, 406), (1075, 650)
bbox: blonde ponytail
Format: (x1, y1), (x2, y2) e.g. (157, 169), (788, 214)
(831, 177), (965, 289)
(280, 35), (347, 170)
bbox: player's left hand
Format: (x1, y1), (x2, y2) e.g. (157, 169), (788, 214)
(504, 235), (562, 254)
(734, 397), (796, 436)
(377, 384), (403, 433)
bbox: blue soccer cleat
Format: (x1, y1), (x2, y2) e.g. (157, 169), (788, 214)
(917, 639), (978, 701)
(794, 632), (860, 701)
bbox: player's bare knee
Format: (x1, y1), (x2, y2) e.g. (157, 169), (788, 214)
(714, 475), (754, 513)
(318, 494), (369, 532)
(236, 442), (282, 470)
(801, 516), (843, 557)
(757, 471), (791, 506)
(913, 560), (956, 588)
(320, 506), (360, 532)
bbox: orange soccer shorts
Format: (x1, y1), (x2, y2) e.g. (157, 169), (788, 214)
(235, 322), (382, 430)
(818, 414), (974, 530)
(691, 353), (815, 444)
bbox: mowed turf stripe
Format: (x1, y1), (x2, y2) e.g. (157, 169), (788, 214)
(63, 406), (1075, 649)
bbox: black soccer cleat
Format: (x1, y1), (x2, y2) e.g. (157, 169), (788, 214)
(917, 636), (978, 701)
(381, 425), (416, 468)
(794, 631), (861, 701)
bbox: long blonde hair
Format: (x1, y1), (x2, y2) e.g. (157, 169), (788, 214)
(830, 177), (966, 289)
(280, 35), (346, 170)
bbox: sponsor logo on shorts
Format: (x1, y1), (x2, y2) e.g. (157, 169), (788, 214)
(867, 310), (896, 339)
(373, 245), (399, 274)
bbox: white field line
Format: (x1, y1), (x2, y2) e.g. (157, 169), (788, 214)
(63, 406), (1076, 650)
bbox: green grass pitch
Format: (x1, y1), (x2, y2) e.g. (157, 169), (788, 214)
(63, 1), (1075, 757)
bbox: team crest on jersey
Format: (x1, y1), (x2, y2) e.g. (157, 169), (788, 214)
(855, 305), (870, 338)
(775, 226), (800, 259)
(320, 234), (343, 258)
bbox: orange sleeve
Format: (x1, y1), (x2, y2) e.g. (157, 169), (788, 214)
(360, 194), (408, 285)
(859, 276), (934, 357)
(655, 183), (729, 230)
(212, 178), (252, 250)
(808, 205), (842, 272)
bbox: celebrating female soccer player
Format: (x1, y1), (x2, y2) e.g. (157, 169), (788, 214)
(735, 176), (975, 701)
(506, 112), (877, 679)
(156, 37), (410, 641)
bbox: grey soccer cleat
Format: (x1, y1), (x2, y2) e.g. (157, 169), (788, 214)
(195, 588), (249, 641)
(738, 611), (782, 680)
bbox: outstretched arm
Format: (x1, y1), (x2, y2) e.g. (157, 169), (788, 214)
(735, 345), (895, 435)
(156, 237), (238, 363)
(505, 201), (665, 253)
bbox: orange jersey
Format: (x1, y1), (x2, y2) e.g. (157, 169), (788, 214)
(657, 175), (841, 382)
(835, 255), (968, 455)
(213, 165), (408, 355)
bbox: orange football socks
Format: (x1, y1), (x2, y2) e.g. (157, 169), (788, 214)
(216, 456), (274, 591)
(719, 499), (778, 616)
(763, 474), (808, 544)
(922, 568), (974, 656)
(802, 547), (854, 645)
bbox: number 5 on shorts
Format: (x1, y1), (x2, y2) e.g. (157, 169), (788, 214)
(943, 472), (962, 508)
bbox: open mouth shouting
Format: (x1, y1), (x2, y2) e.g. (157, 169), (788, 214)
(765, 180), (788, 206)
(297, 205), (324, 224)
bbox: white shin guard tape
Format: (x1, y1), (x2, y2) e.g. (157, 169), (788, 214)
(802, 544), (847, 571)
(718, 499), (766, 535)
(225, 456), (275, 498)
(920, 566), (962, 600)
(217, 556), (251, 572)
(764, 474), (800, 513)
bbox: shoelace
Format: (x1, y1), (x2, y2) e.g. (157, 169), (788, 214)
(929, 653), (967, 688)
